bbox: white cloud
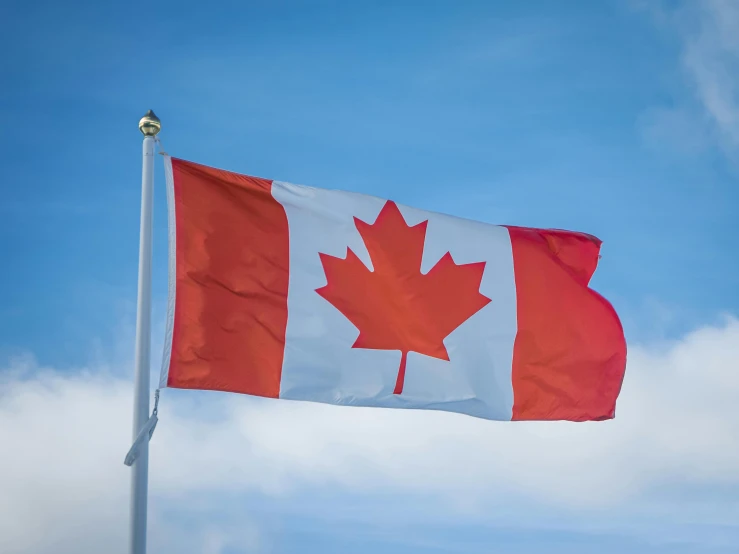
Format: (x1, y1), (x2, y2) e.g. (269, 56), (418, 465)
(1, 318), (738, 553)
(681, 0), (739, 152)
(640, 0), (739, 159)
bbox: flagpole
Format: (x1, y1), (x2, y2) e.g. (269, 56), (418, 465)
(130, 110), (161, 554)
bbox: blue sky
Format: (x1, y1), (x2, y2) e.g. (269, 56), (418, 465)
(1, 1), (738, 553)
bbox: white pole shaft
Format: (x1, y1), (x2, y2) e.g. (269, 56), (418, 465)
(130, 135), (155, 554)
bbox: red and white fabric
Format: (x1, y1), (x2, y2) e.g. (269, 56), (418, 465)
(160, 157), (626, 421)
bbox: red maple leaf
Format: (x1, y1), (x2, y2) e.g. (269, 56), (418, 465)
(316, 201), (491, 394)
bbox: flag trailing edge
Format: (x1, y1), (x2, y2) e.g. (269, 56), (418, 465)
(159, 155), (626, 422)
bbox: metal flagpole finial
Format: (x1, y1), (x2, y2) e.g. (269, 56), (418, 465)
(138, 110), (161, 136)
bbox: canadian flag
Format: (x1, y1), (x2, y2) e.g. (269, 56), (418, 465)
(160, 157), (626, 421)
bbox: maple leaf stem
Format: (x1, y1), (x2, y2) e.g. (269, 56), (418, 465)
(393, 351), (408, 395)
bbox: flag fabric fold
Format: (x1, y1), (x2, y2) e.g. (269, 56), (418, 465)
(160, 156), (626, 421)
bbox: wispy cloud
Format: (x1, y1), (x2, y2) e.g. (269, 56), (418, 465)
(1, 318), (738, 553)
(681, 0), (739, 153)
(639, 106), (710, 156)
(639, 0), (739, 161)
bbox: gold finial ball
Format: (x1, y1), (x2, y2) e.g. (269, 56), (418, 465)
(139, 110), (161, 136)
